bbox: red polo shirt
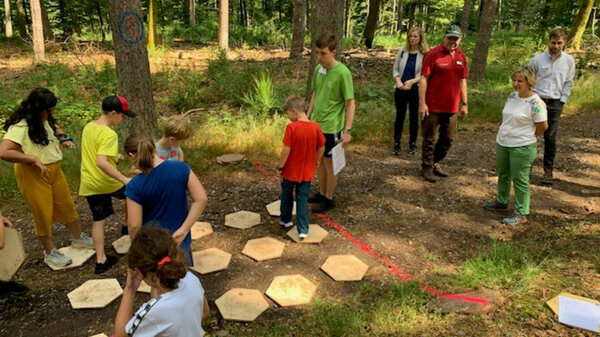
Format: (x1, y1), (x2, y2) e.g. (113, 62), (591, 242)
(421, 44), (468, 113)
(282, 120), (326, 183)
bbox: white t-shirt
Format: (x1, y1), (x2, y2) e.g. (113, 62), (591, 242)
(496, 92), (547, 147)
(125, 272), (205, 337)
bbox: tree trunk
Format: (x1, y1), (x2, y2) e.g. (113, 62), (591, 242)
(460, 0), (471, 33)
(422, 4), (427, 32)
(290, 0), (306, 58)
(30, 0), (44, 62)
(344, 0), (351, 37)
(470, 0), (497, 82)
(363, 0), (381, 48)
(96, 0), (105, 41)
(306, 0), (344, 98)
(40, 0), (52, 40)
(396, 0), (404, 33)
(539, 0), (552, 39)
(107, 0), (158, 136)
(4, 0), (12, 37)
(567, 0), (594, 50)
(515, 0), (528, 31)
(407, 3), (415, 32)
(147, 0), (158, 49)
(16, 0), (27, 38)
(189, 0), (196, 26)
(218, 0), (228, 50)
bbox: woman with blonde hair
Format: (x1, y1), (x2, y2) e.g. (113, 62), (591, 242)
(484, 66), (548, 225)
(392, 27), (430, 155)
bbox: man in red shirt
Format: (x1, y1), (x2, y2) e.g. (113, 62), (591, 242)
(277, 96), (326, 240)
(418, 24), (469, 182)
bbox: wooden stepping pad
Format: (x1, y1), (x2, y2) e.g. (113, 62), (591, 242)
(190, 248), (232, 274)
(67, 279), (123, 309)
(225, 211), (261, 229)
(215, 288), (270, 322)
(0, 227), (26, 282)
(265, 200), (296, 217)
(191, 222), (213, 241)
(287, 225), (328, 244)
(320, 255), (369, 281)
(217, 153), (246, 164)
(241, 237), (285, 261)
(45, 247), (95, 271)
(265, 274), (317, 307)
(112, 235), (131, 255)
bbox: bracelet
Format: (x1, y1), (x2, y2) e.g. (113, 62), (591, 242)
(276, 166), (284, 172)
(59, 136), (73, 144)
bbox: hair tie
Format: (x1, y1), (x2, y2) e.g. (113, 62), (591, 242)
(157, 257), (171, 267)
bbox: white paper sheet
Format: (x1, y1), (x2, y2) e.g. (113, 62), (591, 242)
(330, 142), (345, 176)
(558, 295), (600, 333)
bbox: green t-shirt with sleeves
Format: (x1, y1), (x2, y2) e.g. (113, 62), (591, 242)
(310, 62), (354, 134)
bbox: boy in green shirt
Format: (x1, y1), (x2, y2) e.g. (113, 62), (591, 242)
(307, 32), (355, 213)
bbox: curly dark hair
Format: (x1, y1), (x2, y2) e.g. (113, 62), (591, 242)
(4, 88), (58, 146)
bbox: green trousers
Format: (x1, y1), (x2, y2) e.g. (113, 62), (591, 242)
(496, 143), (537, 215)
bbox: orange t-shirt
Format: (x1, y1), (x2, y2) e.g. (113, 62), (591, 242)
(282, 120), (326, 183)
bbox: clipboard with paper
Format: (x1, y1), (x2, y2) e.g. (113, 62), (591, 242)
(330, 142), (345, 176)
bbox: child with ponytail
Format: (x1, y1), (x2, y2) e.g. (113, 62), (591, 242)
(114, 227), (210, 336)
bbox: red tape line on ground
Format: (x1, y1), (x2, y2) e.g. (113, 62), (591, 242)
(253, 160), (489, 305)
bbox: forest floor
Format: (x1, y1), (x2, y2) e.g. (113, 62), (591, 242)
(0, 43), (599, 337)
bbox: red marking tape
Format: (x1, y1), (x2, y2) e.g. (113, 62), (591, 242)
(253, 160), (489, 305)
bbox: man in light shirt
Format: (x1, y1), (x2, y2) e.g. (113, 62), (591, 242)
(529, 28), (575, 185)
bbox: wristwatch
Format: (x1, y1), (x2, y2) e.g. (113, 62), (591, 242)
(276, 166), (284, 172)
(461, 102), (468, 106)
(344, 128), (352, 133)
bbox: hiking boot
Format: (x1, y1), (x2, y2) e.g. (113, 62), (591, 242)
(433, 164), (449, 177)
(421, 168), (437, 183)
(278, 219), (294, 229)
(308, 193), (327, 204)
(312, 197), (335, 213)
(298, 233), (308, 241)
(71, 233), (94, 250)
(95, 255), (119, 274)
(483, 201), (509, 212)
(408, 143), (417, 155)
(540, 170), (553, 186)
(0, 281), (29, 295)
(393, 142), (400, 156)
(44, 248), (72, 268)
(502, 213), (528, 225)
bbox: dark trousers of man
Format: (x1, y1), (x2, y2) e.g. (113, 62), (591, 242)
(542, 98), (564, 172)
(394, 88), (419, 145)
(421, 113), (458, 169)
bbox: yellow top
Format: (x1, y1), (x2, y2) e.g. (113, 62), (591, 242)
(3, 119), (63, 164)
(79, 121), (123, 196)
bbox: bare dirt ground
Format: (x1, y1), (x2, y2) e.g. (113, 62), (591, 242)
(0, 44), (599, 337)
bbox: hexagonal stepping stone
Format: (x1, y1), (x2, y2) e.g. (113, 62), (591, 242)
(287, 224), (328, 244)
(138, 281), (151, 294)
(321, 255), (369, 281)
(217, 153), (246, 165)
(190, 248), (232, 274)
(265, 274), (317, 307)
(0, 227), (26, 282)
(241, 237), (285, 262)
(215, 288), (270, 322)
(67, 279), (123, 309)
(45, 246), (95, 271)
(225, 211), (261, 229)
(191, 222), (213, 241)
(112, 235), (131, 255)
(265, 200), (296, 217)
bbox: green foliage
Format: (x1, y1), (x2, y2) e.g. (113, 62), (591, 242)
(242, 73), (278, 117)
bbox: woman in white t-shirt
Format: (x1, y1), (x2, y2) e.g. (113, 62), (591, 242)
(114, 227), (209, 337)
(483, 66), (548, 225)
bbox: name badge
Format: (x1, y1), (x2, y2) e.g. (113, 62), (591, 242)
(456, 61), (463, 66)
(319, 67), (327, 75)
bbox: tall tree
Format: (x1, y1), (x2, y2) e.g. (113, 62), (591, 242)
(407, 3), (415, 32)
(460, 0), (472, 33)
(30, 0), (45, 63)
(344, 0), (351, 37)
(567, 0), (595, 50)
(107, 0), (158, 136)
(16, 0), (27, 38)
(96, 0), (106, 41)
(218, 0), (228, 50)
(515, 0), (528, 31)
(189, 0), (196, 26)
(40, 0), (53, 40)
(4, 0), (13, 37)
(396, 0), (404, 33)
(290, 0), (306, 58)
(470, 0), (498, 82)
(363, 0), (381, 48)
(147, 0), (158, 48)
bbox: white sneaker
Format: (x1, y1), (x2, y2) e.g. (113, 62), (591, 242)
(71, 233), (94, 249)
(298, 233), (308, 241)
(278, 220), (294, 229)
(44, 248), (72, 267)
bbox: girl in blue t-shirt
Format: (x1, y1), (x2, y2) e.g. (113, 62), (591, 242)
(123, 134), (208, 265)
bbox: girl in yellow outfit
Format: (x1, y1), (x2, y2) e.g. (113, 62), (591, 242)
(0, 88), (94, 268)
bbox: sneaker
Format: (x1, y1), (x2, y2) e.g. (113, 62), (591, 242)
(298, 233), (308, 241)
(308, 193), (327, 204)
(0, 281), (29, 295)
(278, 219), (294, 229)
(421, 168), (437, 183)
(502, 213), (528, 225)
(44, 248), (72, 268)
(483, 201), (509, 212)
(540, 170), (553, 186)
(409, 143), (417, 155)
(71, 233), (94, 250)
(433, 164), (449, 177)
(393, 142), (400, 156)
(95, 255), (119, 274)
(312, 198), (335, 213)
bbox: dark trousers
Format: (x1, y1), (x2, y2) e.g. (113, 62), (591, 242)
(542, 99), (564, 171)
(421, 113), (458, 169)
(280, 179), (310, 235)
(394, 88), (419, 145)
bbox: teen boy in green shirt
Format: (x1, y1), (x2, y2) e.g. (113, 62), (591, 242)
(307, 32), (355, 213)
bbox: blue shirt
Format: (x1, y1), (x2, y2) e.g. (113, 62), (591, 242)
(401, 53), (418, 85)
(125, 161), (192, 263)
